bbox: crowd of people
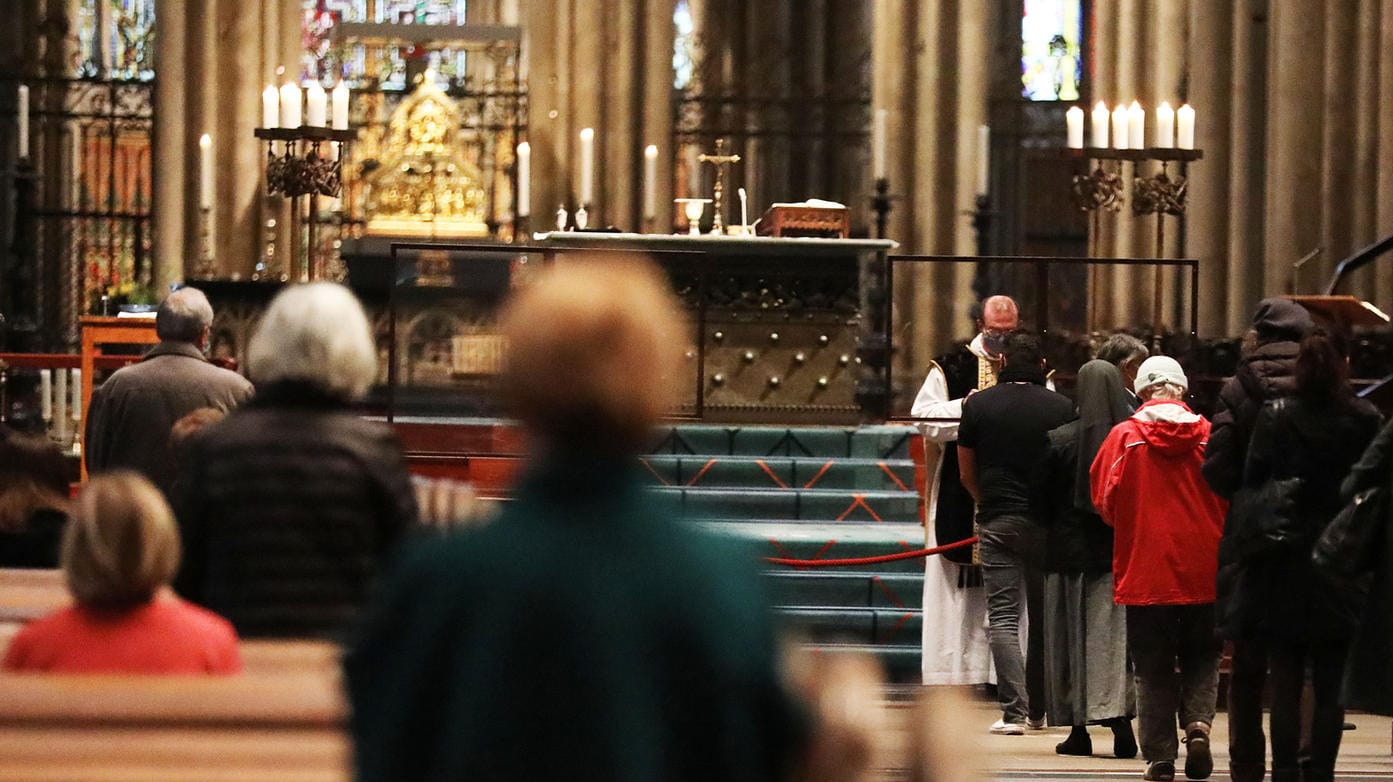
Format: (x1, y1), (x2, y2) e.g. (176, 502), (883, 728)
(914, 293), (1393, 781)
(0, 266), (1391, 781)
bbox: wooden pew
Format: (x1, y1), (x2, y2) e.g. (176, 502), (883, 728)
(0, 568), (69, 623)
(0, 671), (349, 781)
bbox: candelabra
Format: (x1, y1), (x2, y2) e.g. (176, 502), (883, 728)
(254, 127), (355, 282)
(870, 177), (895, 240)
(1064, 146), (1203, 346)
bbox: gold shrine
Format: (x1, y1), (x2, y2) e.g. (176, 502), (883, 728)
(364, 72), (489, 237)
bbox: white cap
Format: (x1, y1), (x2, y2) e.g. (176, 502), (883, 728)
(1134, 355), (1188, 394)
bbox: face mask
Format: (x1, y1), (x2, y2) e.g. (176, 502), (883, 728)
(981, 330), (1007, 357)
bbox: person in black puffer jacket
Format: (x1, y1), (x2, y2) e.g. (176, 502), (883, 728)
(1202, 297), (1314, 499)
(1339, 416), (1393, 717)
(1203, 298), (1313, 782)
(1039, 360), (1137, 759)
(1217, 330), (1382, 782)
(172, 283), (417, 639)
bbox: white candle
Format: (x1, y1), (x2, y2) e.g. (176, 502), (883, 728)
(1090, 101), (1109, 148)
(1111, 104), (1129, 149)
(1155, 102), (1175, 148)
(70, 369), (81, 422)
(1177, 103), (1196, 150)
(578, 127), (595, 205)
(199, 133), (213, 209)
(53, 367), (67, 440)
(261, 85), (278, 128)
(305, 82), (327, 127)
(516, 141), (531, 217)
(1127, 101), (1145, 149)
(686, 144), (701, 197)
(331, 81), (349, 129)
(17, 85), (29, 159)
(643, 144), (658, 220)
(39, 369), (52, 421)
(872, 108), (887, 180)
(975, 124), (990, 197)
(1065, 106), (1084, 149)
(279, 82), (302, 128)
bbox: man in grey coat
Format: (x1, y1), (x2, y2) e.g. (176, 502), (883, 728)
(84, 287), (253, 496)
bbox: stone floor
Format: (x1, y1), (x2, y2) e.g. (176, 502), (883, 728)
(869, 688), (1393, 781)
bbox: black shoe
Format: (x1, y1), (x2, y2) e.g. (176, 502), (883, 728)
(1110, 718), (1138, 759)
(1182, 725), (1212, 780)
(1342, 721), (1356, 731)
(1144, 760), (1176, 781)
(1056, 726), (1093, 756)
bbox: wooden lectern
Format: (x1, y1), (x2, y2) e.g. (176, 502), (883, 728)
(1283, 295), (1391, 329)
(78, 316), (160, 478)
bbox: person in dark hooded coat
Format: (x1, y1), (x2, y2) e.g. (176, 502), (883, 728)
(1202, 297), (1314, 498)
(1216, 330), (1381, 782)
(1202, 298), (1313, 782)
(1039, 360), (1137, 758)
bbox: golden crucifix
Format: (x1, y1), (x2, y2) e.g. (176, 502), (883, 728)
(698, 139), (741, 234)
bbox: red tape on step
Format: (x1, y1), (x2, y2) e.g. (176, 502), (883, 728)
(762, 536), (978, 567)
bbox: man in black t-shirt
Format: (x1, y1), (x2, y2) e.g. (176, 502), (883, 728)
(958, 330), (1075, 733)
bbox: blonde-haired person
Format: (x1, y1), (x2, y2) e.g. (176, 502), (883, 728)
(3, 472), (241, 673)
(172, 282), (416, 638)
(346, 256), (812, 782)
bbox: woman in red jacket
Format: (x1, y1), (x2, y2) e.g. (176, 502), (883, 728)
(3, 472), (241, 674)
(1090, 356), (1227, 782)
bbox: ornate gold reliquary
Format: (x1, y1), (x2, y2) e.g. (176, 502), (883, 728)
(364, 72), (489, 237)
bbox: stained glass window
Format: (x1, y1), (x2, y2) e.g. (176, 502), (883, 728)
(301, 0), (469, 87)
(78, 0), (158, 80)
(1021, 0), (1082, 101)
(673, 0), (695, 90)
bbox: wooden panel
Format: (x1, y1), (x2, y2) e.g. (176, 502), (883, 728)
(391, 420), (523, 454)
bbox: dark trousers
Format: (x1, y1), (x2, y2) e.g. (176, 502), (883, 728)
(1227, 640), (1269, 781)
(1126, 604), (1221, 762)
(979, 515), (1046, 723)
(1271, 641), (1349, 781)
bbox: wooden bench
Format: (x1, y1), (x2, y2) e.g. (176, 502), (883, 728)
(0, 671), (349, 781)
(0, 568), (69, 623)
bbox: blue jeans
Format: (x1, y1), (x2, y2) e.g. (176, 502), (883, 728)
(978, 515), (1045, 723)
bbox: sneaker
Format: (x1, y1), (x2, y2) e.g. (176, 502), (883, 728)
(1183, 724), (1213, 780)
(989, 718), (1025, 736)
(1026, 716), (1047, 730)
(1144, 760), (1176, 781)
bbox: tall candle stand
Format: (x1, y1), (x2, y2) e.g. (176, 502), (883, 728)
(1066, 147), (1202, 346)
(254, 127), (355, 282)
(194, 205), (216, 278)
(870, 177), (895, 240)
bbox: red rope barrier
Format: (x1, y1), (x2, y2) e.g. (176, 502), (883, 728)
(763, 536), (978, 567)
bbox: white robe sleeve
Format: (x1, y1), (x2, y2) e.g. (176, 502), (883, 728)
(910, 364), (964, 444)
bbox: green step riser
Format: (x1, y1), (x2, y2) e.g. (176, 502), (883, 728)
(639, 458), (915, 491)
(650, 426), (916, 460)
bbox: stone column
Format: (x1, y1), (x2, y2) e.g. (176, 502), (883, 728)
(1263, 0), (1324, 298)
(1186, 0), (1232, 336)
(643, 0), (675, 231)
(153, 0), (187, 290)
(1377, 0), (1393, 312)
(1221, 0), (1267, 334)
(1318, 0), (1357, 283)
(215, 0), (266, 278)
(1347, 0), (1382, 299)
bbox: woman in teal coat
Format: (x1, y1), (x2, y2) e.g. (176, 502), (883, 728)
(345, 257), (808, 782)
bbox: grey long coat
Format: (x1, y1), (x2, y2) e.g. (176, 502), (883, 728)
(83, 341), (253, 496)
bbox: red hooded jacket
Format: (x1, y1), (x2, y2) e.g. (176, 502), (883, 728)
(1090, 399), (1228, 606)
